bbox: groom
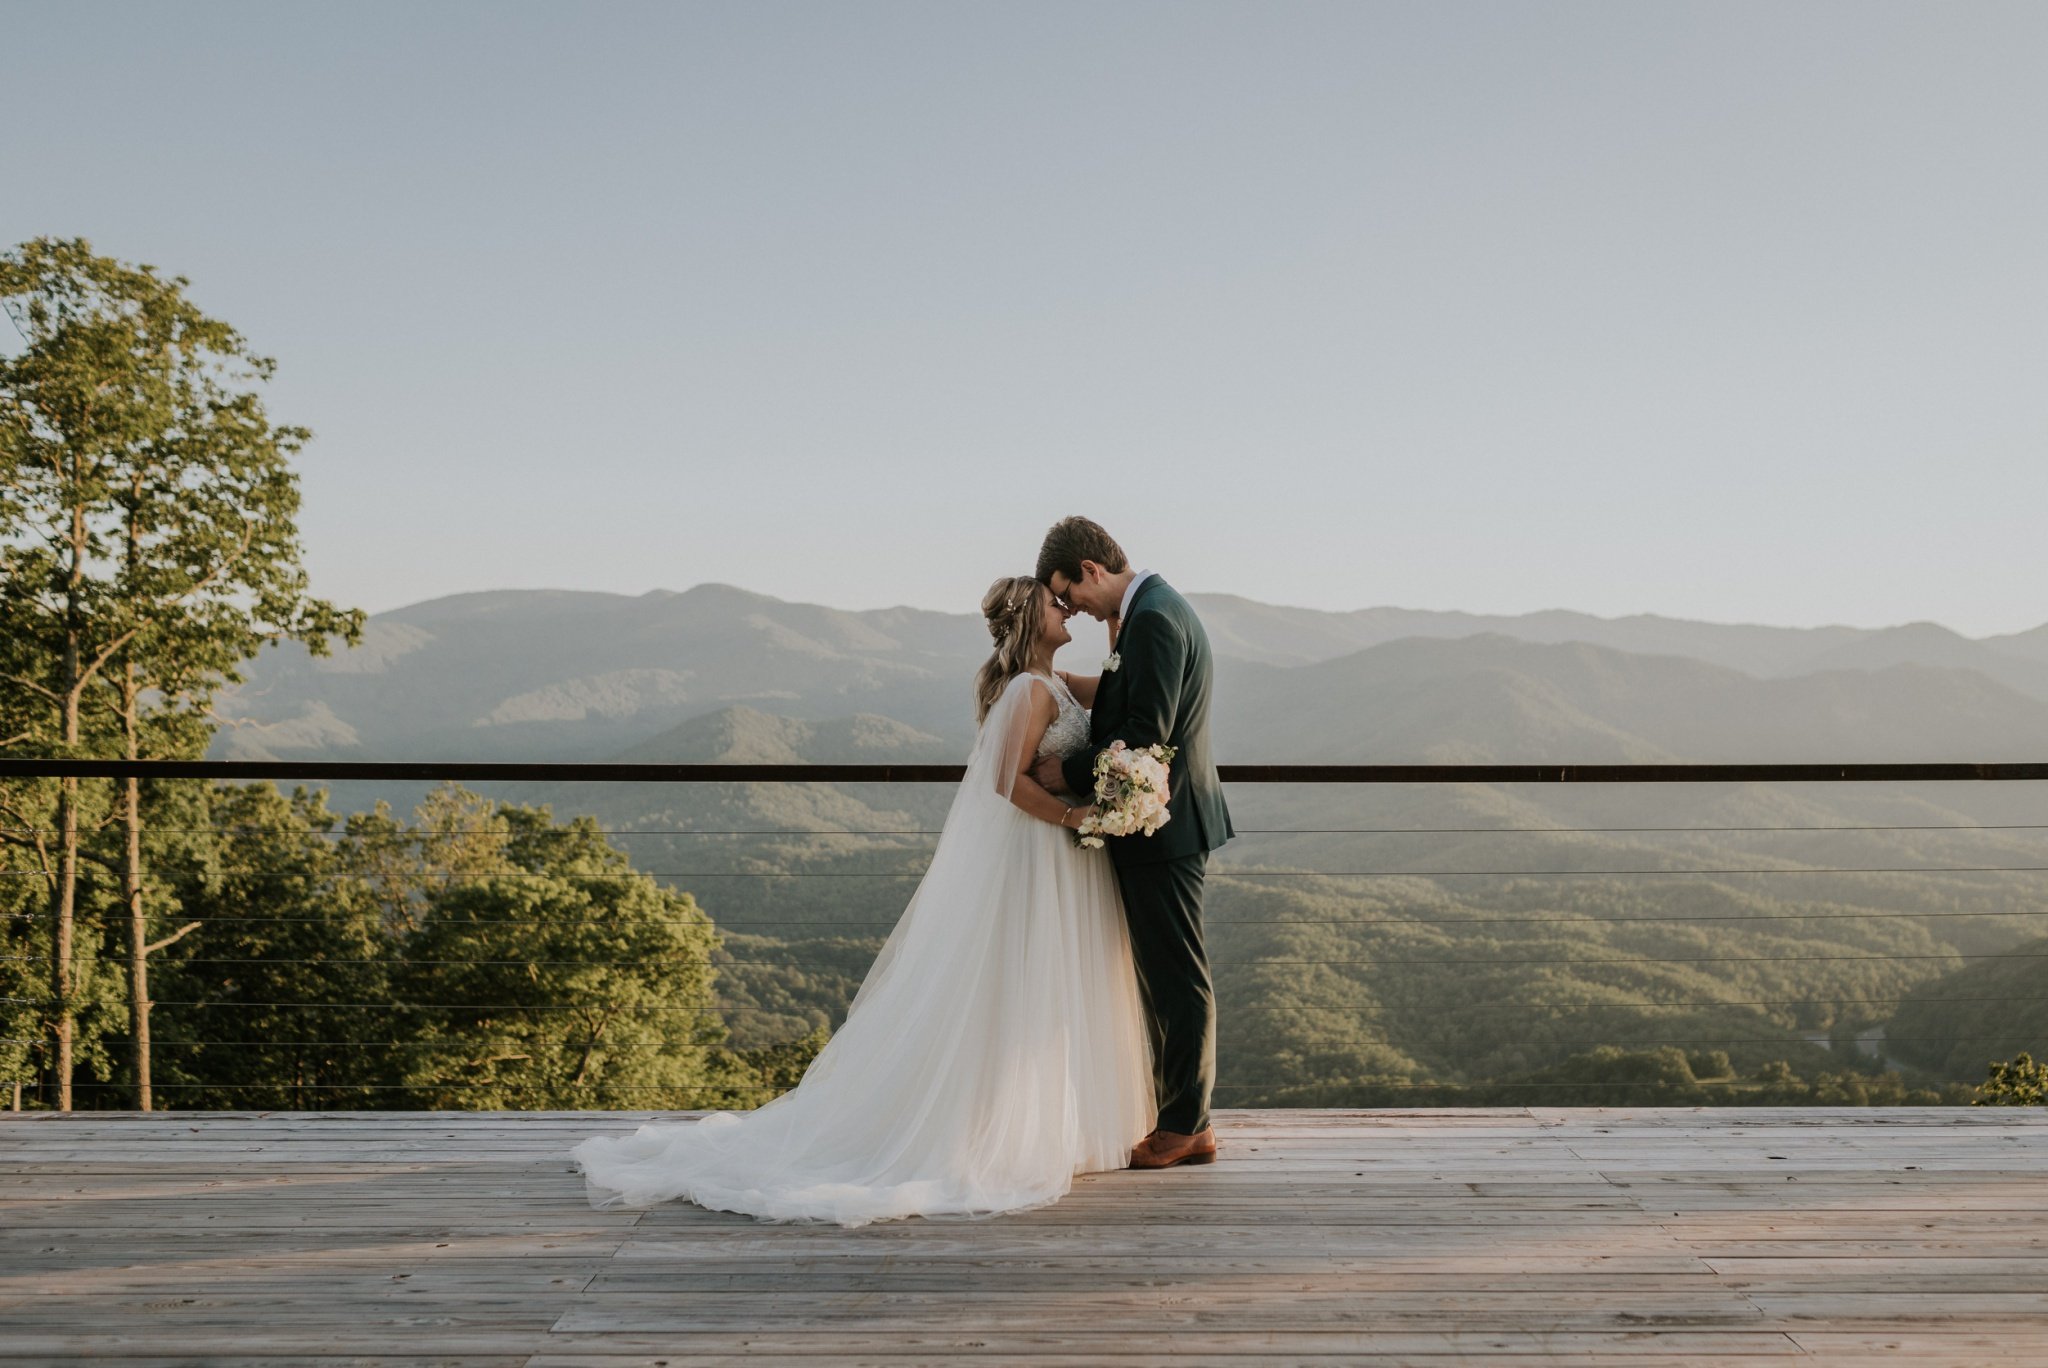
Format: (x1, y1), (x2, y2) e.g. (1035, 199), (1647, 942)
(1030, 516), (1235, 1170)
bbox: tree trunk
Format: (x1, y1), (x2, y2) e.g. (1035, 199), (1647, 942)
(50, 498), (86, 1111)
(50, 770), (76, 1112)
(122, 668), (149, 1110)
(121, 476), (152, 1112)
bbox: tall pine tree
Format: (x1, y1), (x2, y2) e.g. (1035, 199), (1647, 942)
(0, 237), (362, 1108)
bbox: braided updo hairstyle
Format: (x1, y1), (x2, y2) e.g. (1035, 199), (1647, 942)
(974, 575), (1049, 723)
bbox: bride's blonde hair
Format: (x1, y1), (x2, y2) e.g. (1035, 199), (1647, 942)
(974, 575), (1048, 724)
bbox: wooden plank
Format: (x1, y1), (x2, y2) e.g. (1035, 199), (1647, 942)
(618, 1230), (1642, 1259)
(1787, 1329), (2048, 1357)
(0, 1294), (1762, 1331)
(0, 1330), (1815, 1362)
(0, 1358), (528, 1368)
(524, 1349), (1813, 1368)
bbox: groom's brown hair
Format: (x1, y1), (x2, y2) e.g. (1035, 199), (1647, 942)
(1036, 516), (1128, 586)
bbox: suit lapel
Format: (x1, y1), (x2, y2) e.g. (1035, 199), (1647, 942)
(1093, 648), (1125, 743)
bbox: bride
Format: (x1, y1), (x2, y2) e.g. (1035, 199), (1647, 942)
(569, 575), (1155, 1226)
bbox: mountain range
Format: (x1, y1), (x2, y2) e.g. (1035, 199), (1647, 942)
(215, 583), (2048, 765)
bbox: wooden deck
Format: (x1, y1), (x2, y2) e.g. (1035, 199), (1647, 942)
(3, 1108), (2045, 1365)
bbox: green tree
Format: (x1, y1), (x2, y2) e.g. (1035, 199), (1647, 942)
(150, 782), (390, 1109)
(340, 784), (514, 936)
(393, 802), (733, 1109)
(1974, 1052), (2048, 1107)
(0, 236), (361, 1108)
(727, 1024), (830, 1096)
(0, 761), (125, 1107)
(146, 784), (771, 1112)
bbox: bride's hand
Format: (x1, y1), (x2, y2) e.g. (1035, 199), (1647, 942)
(1062, 803), (1099, 831)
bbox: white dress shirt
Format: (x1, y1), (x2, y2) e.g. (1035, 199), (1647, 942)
(1118, 569), (1155, 622)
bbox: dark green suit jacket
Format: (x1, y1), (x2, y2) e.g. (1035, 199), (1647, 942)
(1061, 575), (1234, 867)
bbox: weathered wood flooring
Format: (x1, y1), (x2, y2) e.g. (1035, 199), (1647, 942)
(3, 1107), (2045, 1365)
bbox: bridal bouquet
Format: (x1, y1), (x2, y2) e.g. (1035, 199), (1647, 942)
(1074, 740), (1177, 849)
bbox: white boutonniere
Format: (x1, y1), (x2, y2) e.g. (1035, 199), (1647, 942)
(1102, 652), (1121, 672)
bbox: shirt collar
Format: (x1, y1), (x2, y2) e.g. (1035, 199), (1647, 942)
(1119, 569), (1155, 622)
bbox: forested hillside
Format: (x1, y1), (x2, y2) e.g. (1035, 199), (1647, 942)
(1884, 936), (2048, 1079)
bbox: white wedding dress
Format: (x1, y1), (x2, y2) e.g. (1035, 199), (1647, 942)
(569, 670), (1155, 1226)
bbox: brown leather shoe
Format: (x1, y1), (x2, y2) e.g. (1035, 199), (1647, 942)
(1128, 1126), (1218, 1169)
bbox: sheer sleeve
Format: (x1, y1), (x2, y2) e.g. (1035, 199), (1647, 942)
(969, 673), (1058, 806)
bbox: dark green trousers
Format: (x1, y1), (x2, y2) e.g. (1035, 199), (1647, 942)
(1115, 851), (1214, 1135)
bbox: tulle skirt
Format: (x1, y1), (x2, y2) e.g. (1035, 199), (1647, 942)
(569, 794), (1155, 1227)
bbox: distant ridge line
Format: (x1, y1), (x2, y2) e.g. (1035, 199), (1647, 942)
(6, 759), (2048, 783)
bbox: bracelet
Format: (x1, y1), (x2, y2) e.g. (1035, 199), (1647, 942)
(1060, 805), (1072, 829)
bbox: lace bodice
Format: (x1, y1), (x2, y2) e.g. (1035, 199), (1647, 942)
(1034, 672), (1092, 759)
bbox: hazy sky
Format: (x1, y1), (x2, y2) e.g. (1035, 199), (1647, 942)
(6, 2), (2045, 635)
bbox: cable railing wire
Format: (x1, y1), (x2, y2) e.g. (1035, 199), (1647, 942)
(39, 1079), (1988, 1094)
(15, 862), (2048, 881)
(13, 907), (2048, 928)
(0, 1034), (2012, 1051)
(13, 822), (2048, 836)
(8, 995), (2043, 1012)
(6, 950), (2043, 969)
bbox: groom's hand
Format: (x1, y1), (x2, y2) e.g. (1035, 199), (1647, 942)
(1028, 754), (1066, 793)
